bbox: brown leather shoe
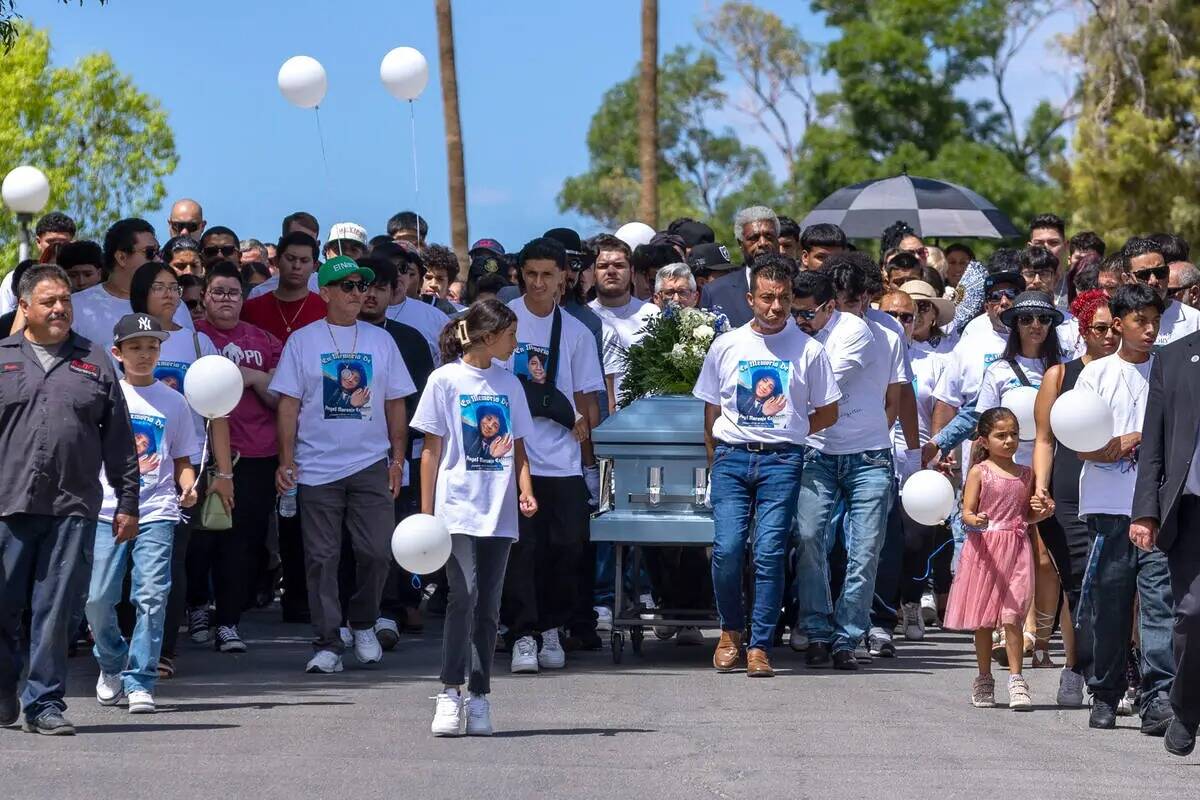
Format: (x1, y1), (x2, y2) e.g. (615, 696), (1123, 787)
(746, 647), (774, 678)
(712, 630), (743, 672)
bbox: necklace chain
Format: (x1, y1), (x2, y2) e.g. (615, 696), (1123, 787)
(275, 294), (308, 333)
(325, 320), (358, 354)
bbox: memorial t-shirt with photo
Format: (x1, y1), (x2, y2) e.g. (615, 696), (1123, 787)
(269, 320), (416, 487)
(410, 360), (534, 539)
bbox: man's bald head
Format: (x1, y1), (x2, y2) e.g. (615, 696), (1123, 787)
(879, 290), (916, 314)
(168, 198), (206, 239)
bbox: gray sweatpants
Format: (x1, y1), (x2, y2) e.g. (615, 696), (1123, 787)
(298, 459), (394, 653)
(441, 534), (512, 695)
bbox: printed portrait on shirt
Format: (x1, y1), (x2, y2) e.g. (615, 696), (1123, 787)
(130, 413), (165, 486)
(736, 360), (790, 427)
(513, 343), (551, 385)
(154, 360), (187, 394)
(321, 352), (373, 420)
(461, 394), (513, 471)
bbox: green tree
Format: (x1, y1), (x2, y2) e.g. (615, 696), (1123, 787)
(1, 25), (176, 269)
(2, 1), (106, 52)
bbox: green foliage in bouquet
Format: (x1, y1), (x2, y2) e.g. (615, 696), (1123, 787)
(617, 304), (731, 408)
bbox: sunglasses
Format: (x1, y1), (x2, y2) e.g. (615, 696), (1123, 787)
(1167, 286), (1189, 299)
(203, 244), (238, 259)
(128, 246), (159, 260)
(883, 310), (915, 324)
(791, 302), (828, 321)
(1133, 265), (1169, 283)
(1086, 323), (1114, 335)
(169, 220), (201, 234)
(1017, 313), (1055, 326)
(915, 300), (935, 315)
(337, 279), (370, 294)
(986, 289), (1018, 303)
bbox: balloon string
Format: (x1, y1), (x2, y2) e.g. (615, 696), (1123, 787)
(408, 99), (420, 204)
(313, 106), (342, 257)
(186, 420), (210, 498)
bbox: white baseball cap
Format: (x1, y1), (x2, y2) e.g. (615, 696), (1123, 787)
(326, 222), (367, 246)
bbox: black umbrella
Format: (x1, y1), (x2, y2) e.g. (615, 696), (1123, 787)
(799, 173), (1021, 239)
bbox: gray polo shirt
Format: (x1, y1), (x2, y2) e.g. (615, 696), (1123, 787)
(0, 330), (140, 519)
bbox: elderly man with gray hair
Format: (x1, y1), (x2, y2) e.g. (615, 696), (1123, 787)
(1168, 261), (1200, 310)
(654, 264), (698, 309)
(700, 205), (782, 327)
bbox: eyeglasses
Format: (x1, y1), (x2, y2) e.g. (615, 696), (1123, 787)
(207, 288), (242, 301)
(1167, 286), (1189, 299)
(169, 220), (201, 234)
(1133, 265), (1169, 283)
(1020, 268), (1056, 281)
(1017, 313), (1054, 326)
(883, 310), (915, 324)
(337, 279), (369, 294)
(150, 282), (182, 296)
(1086, 323), (1114, 335)
(791, 302), (828, 321)
(203, 244), (238, 259)
(986, 289), (1018, 303)
(658, 288), (695, 299)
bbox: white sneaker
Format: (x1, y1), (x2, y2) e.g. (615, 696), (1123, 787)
(789, 629), (809, 652)
(338, 627), (354, 650)
(675, 626), (704, 646)
(127, 689), (155, 714)
(352, 628), (382, 664)
(901, 602), (926, 641)
(594, 606), (613, 633)
(1117, 694), (1135, 716)
(1057, 667), (1086, 707)
(431, 689), (463, 737)
(305, 649), (343, 674)
(96, 671), (123, 706)
(920, 592), (938, 626)
(538, 629), (566, 669)
(374, 617), (400, 651)
(465, 693), (493, 736)
(510, 635), (539, 674)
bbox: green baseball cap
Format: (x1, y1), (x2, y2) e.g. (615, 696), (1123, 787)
(318, 255), (375, 287)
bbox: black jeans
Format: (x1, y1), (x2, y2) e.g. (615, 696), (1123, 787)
(870, 482), (904, 630)
(161, 515), (194, 658)
(278, 505), (308, 622)
(1169, 497), (1200, 727)
(502, 475), (589, 638)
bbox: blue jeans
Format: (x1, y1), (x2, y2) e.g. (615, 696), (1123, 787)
(0, 514), (95, 721)
(710, 443), (805, 650)
(85, 519), (175, 694)
(1083, 514), (1175, 706)
(795, 448), (894, 653)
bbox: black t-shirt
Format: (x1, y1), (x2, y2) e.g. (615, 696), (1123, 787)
(378, 318), (434, 419)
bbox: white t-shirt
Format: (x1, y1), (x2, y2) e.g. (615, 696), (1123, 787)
(807, 312), (902, 454)
(693, 322), (839, 446)
(1075, 353), (1154, 517)
(386, 297), (450, 365)
(154, 328), (220, 465)
(893, 335), (953, 476)
(974, 355), (1047, 466)
(100, 380), (200, 523)
(269, 320), (416, 486)
(933, 319), (1009, 469)
(248, 273), (320, 300)
(589, 296), (660, 397)
(410, 360), (534, 539)
(0, 271), (14, 314)
(1157, 299), (1200, 346)
(504, 297), (605, 478)
(71, 283), (194, 350)
(867, 307), (914, 382)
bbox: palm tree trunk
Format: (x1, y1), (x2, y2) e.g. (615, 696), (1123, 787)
(637, 0), (658, 227)
(436, 0), (469, 272)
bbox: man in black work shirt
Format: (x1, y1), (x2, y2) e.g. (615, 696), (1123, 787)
(0, 264), (140, 735)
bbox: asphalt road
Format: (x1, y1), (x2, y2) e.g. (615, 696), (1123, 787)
(2, 611), (1196, 799)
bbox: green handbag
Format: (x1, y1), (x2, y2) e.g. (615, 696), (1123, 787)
(199, 453), (238, 531)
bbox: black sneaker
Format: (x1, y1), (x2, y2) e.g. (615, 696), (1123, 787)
(1164, 718), (1198, 757)
(214, 625), (247, 653)
(0, 691), (18, 727)
(1140, 696), (1174, 737)
(833, 649), (859, 671)
(187, 606), (212, 644)
(23, 710), (75, 735)
(1089, 698), (1117, 729)
(805, 642), (832, 668)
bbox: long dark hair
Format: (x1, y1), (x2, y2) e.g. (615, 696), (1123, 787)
(438, 298), (517, 364)
(1002, 320), (1061, 368)
(971, 407), (1019, 466)
(130, 261), (178, 315)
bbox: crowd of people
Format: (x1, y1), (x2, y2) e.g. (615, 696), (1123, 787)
(0, 199), (1196, 754)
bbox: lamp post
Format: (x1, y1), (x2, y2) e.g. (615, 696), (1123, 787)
(2, 166), (52, 262)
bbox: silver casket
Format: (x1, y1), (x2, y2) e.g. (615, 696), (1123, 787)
(591, 394), (713, 545)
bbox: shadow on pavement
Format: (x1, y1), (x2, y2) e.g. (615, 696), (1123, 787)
(490, 727), (656, 738)
(77, 722), (240, 734)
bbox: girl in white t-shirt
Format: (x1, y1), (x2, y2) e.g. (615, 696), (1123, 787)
(411, 299), (537, 737)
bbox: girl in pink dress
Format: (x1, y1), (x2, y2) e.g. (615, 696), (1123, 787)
(945, 408), (1055, 710)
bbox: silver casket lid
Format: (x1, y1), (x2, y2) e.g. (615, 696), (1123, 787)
(592, 395), (705, 445)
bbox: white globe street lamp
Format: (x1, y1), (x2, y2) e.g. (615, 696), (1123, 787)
(2, 166), (52, 262)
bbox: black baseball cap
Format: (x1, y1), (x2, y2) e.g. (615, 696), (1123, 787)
(687, 243), (735, 273)
(113, 313), (168, 346)
(468, 251), (509, 281)
(676, 220), (715, 248)
(469, 238), (505, 257)
(984, 270), (1027, 293)
(543, 227), (593, 271)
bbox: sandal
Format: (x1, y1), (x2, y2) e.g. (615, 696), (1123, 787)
(992, 630), (1009, 667)
(1023, 631), (1037, 655)
(157, 656), (175, 679)
(1031, 643), (1056, 668)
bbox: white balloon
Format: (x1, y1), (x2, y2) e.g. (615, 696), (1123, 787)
(278, 55), (327, 109)
(902, 469), (956, 526)
(1050, 388), (1114, 453)
(380, 47), (429, 101)
(183, 355), (243, 419)
(391, 514), (451, 575)
(1, 165), (51, 214)
(615, 222), (656, 250)
(1001, 385), (1039, 442)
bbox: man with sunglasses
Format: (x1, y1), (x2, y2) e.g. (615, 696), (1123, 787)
(1124, 236), (1200, 346)
(384, 242), (449, 365)
(270, 255), (416, 675)
(72, 218), (194, 349)
(167, 199), (206, 241)
(198, 227), (241, 275)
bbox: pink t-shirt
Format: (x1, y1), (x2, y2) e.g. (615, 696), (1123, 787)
(195, 320), (282, 458)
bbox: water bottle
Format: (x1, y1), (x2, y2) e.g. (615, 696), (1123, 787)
(279, 469), (298, 518)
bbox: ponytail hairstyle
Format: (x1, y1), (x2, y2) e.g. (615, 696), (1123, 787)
(438, 298), (518, 364)
(971, 406), (1019, 466)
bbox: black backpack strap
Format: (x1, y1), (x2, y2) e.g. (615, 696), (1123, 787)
(545, 306), (562, 386)
(1006, 357), (1033, 387)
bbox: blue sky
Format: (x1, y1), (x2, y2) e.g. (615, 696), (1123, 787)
(25, 0), (1075, 250)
